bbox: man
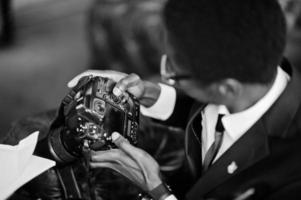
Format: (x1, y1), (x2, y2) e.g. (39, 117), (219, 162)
(69, 0), (301, 199)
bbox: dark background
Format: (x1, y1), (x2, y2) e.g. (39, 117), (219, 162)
(0, 0), (90, 138)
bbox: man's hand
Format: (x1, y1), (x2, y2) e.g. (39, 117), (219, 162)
(67, 70), (161, 107)
(90, 132), (163, 192)
(67, 70), (127, 88)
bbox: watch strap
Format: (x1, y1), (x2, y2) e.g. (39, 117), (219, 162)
(149, 183), (172, 200)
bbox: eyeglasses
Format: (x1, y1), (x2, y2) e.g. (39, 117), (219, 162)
(160, 54), (191, 85)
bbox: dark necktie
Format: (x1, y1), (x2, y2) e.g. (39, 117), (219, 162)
(202, 114), (225, 172)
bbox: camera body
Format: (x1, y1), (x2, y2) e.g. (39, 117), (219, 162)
(48, 76), (140, 164)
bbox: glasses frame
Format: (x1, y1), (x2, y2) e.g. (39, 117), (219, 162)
(160, 54), (192, 85)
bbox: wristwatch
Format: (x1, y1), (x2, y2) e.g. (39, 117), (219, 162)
(138, 183), (172, 200)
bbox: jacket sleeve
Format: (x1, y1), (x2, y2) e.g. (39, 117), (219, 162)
(1, 110), (57, 145)
(155, 91), (195, 129)
(266, 180), (301, 200)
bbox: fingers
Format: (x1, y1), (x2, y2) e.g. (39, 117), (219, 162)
(113, 73), (142, 98)
(90, 149), (147, 189)
(111, 132), (162, 190)
(111, 132), (129, 145)
(68, 71), (144, 101)
(111, 132), (156, 165)
(90, 161), (147, 190)
(67, 70), (127, 88)
(90, 149), (139, 171)
(90, 159), (140, 173)
(105, 79), (116, 93)
(91, 133), (162, 191)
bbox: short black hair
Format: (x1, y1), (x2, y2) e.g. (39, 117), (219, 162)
(163, 0), (286, 85)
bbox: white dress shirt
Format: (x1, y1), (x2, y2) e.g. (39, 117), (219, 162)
(201, 67), (289, 162)
(141, 67), (289, 200)
(140, 83), (177, 120)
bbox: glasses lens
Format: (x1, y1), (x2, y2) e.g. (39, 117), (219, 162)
(160, 54), (167, 76)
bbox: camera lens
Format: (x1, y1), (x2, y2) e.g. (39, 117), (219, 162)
(93, 99), (105, 115)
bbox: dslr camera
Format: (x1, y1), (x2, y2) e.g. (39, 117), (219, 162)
(48, 76), (140, 164)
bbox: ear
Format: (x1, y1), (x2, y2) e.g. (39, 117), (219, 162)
(217, 78), (243, 98)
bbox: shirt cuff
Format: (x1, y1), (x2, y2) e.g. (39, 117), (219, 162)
(164, 194), (178, 200)
(140, 83), (176, 120)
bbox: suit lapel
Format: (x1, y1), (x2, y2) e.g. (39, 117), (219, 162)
(262, 63), (301, 138)
(186, 63), (301, 199)
(185, 104), (206, 179)
(186, 118), (270, 199)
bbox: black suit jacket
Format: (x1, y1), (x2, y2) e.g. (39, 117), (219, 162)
(168, 61), (301, 200)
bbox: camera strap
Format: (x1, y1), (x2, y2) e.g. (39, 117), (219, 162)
(49, 76), (95, 131)
(49, 76), (95, 200)
(56, 166), (83, 200)
(63, 75), (94, 116)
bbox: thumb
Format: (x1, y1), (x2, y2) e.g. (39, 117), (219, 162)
(111, 132), (130, 146)
(111, 132), (146, 163)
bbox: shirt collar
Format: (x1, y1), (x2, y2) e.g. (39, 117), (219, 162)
(219, 67), (290, 141)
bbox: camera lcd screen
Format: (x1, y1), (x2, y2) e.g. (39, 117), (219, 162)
(104, 103), (125, 134)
